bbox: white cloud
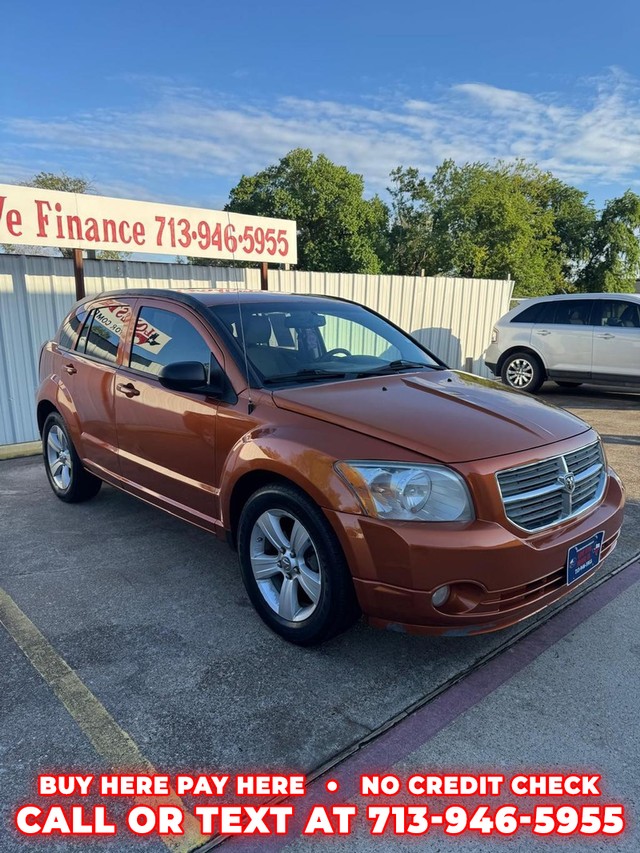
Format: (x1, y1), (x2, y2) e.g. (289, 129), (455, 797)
(3, 71), (640, 206)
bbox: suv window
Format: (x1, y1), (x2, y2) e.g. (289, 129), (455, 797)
(58, 306), (88, 350)
(75, 304), (130, 364)
(597, 300), (640, 328)
(536, 300), (594, 325)
(130, 306), (212, 377)
(511, 303), (543, 323)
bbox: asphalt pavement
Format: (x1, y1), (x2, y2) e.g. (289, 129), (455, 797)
(0, 381), (638, 852)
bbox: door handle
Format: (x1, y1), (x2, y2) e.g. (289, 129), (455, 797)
(116, 382), (140, 398)
(596, 333), (615, 339)
(63, 363), (77, 375)
(535, 329), (550, 336)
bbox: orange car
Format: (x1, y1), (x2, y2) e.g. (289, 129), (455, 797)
(36, 289), (625, 644)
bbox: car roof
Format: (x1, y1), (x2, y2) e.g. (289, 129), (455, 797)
(516, 292), (640, 303)
(81, 288), (343, 308)
(496, 291), (640, 324)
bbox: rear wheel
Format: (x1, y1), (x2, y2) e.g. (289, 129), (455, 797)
(237, 484), (359, 645)
(501, 351), (544, 393)
(43, 413), (102, 502)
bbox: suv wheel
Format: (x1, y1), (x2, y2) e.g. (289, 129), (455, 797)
(237, 484), (360, 645)
(501, 351), (544, 393)
(43, 413), (102, 502)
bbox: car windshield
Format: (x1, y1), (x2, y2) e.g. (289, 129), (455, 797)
(208, 299), (443, 386)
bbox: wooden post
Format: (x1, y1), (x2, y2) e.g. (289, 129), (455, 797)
(73, 248), (85, 301)
(260, 262), (269, 291)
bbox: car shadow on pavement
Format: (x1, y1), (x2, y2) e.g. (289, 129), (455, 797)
(537, 382), (639, 410)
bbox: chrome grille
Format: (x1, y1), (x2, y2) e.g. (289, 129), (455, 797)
(496, 441), (606, 532)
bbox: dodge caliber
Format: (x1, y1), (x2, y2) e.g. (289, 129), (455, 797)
(36, 290), (625, 644)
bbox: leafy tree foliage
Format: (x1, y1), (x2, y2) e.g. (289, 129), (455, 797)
(390, 161), (569, 296)
(388, 160), (640, 296)
(28, 171), (93, 195)
(576, 191), (640, 292)
(218, 149), (389, 273)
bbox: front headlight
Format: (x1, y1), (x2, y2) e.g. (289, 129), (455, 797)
(491, 328), (498, 343)
(335, 461), (474, 522)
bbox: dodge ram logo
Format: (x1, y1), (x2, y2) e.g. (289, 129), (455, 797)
(558, 472), (577, 494)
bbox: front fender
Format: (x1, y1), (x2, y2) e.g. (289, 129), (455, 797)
(219, 428), (365, 526)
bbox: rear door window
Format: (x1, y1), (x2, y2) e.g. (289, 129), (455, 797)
(537, 300), (595, 325)
(596, 300), (640, 328)
(129, 306), (213, 378)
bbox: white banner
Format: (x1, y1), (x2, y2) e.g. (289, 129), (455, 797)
(0, 184), (297, 263)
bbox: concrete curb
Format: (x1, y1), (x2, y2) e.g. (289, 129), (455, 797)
(0, 441), (41, 461)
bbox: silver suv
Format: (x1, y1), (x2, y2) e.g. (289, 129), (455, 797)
(485, 293), (640, 393)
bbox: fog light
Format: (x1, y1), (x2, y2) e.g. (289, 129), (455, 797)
(431, 585), (451, 608)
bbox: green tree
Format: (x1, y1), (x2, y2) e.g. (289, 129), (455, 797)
(387, 166), (435, 275)
(194, 149), (389, 273)
(1, 171), (129, 260)
(28, 171), (93, 195)
(576, 191), (640, 292)
(388, 159), (640, 296)
(389, 160), (580, 297)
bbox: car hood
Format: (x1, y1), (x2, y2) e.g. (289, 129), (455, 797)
(271, 370), (591, 464)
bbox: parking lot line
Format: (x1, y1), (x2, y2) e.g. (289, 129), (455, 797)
(0, 586), (206, 853)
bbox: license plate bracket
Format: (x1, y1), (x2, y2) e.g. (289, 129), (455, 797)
(567, 531), (605, 586)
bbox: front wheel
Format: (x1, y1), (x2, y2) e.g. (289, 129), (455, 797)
(500, 351), (544, 393)
(237, 484), (359, 645)
(43, 413), (102, 502)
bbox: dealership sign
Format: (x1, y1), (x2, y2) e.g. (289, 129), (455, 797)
(0, 184), (297, 264)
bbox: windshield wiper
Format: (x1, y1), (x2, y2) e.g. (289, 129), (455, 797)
(263, 368), (349, 385)
(357, 360), (444, 377)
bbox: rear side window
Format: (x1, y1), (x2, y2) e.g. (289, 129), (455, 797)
(536, 300), (594, 325)
(58, 306), (88, 349)
(75, 304), (131, 364)
(511, 303), (543, 323)
(129, 306), (212, 377)
(597, 300), (640, 328)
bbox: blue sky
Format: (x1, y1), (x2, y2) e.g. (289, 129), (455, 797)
(2, 0), (640, 210)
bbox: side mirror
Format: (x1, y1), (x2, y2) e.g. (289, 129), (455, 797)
(159, 361), (207, 392)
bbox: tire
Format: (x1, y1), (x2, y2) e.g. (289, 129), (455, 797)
(555, 381), (583, 389)
(237, 484), (360, 645)
(500, 351), (544, 393)
(42, 412), (102, 503)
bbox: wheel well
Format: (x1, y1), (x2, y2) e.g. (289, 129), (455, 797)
(497, 346), (546, 377)
(227, 471), (305, 548)
(36, 401), (57, 436)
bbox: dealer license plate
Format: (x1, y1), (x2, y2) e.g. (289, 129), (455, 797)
(567, 531), (605, 586)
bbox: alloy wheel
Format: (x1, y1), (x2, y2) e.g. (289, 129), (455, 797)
(249, 509), (322, 622)
(506, 358), (534, 388)
(46, 425), (72, 490)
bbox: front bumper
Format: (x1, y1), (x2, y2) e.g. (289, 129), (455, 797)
(324, 469), (625, 636)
